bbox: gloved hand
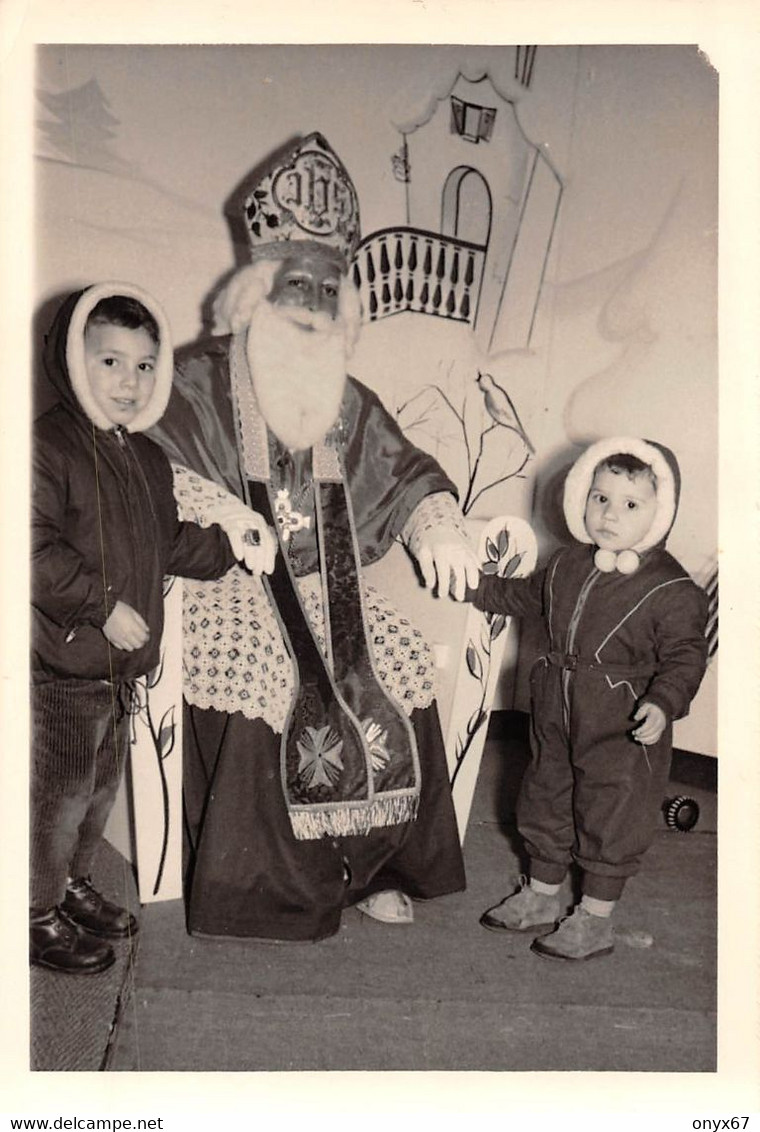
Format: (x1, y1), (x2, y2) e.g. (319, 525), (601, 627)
(415, 527), (481, 602)
(631, 701), (667, 745)
(209, 497), (277, 576)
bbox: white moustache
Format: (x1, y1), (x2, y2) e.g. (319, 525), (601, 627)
(278, 305), (341, 337)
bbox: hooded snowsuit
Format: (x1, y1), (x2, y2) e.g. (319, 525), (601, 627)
(472, 437), (709, 900)
(31, 283), (236, 910)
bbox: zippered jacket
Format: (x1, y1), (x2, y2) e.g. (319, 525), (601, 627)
(474, 542), (708, 723)
(32, 283), (236, 683)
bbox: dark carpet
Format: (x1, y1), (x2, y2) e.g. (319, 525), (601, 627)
(104, 711), (716, 1073)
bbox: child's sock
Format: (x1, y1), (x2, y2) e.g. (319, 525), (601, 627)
(530, 878), (561, 897)
(581, 894), (616, 918)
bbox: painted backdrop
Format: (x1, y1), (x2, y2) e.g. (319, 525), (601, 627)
(33, 45), (718, 889)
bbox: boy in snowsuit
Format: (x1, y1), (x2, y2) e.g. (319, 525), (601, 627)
(472, 437), (709, 960)
(31, 283), (275, 975)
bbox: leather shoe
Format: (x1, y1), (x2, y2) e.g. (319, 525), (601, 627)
(61, 876), (139, 940)
(30, 907), (115, 975)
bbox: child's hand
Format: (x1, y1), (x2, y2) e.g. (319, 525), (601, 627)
(632, 701), (667, 745)
(102, 601), (150, 651)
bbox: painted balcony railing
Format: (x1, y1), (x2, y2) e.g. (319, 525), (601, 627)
(352, 227), (486, 326)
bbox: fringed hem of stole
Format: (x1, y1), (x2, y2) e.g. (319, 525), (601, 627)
(289, 792), (420, 840)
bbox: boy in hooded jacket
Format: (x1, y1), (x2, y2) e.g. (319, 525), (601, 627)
(471, 437), (709, 961)
(31, 283), (276, 975)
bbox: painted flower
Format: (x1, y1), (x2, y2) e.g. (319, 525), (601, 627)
(296, 724), (344, 790)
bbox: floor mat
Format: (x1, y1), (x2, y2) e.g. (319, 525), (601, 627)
(30, 841), (140, 1071)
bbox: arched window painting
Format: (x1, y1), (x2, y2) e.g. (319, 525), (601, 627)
(441, 166), (492, 248)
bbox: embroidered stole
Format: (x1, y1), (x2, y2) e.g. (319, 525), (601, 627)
(230, 332), (420, 840)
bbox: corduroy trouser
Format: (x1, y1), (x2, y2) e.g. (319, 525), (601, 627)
(30, 678), (129, 909)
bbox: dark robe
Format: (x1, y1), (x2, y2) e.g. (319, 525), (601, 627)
(149, 336), (466, 941)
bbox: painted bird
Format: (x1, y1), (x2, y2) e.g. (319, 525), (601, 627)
(476, 371), (535, 454)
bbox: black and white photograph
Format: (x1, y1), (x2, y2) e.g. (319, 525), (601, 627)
(1, 0), (759, 1125)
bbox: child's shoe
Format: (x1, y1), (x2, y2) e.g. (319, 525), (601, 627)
(30, 907), (116, 974)
(480, 876), (561, 934)
(61, 876), (139, 940)
(530, 905), (614, 961)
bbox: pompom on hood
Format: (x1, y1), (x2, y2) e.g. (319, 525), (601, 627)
(563, 436), (681, 556)
(43, 282), (174, 433)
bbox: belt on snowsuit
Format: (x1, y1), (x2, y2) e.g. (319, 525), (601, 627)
(542, 651), (655, 680)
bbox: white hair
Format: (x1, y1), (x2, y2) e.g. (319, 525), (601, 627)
(211, 261), (279, 336)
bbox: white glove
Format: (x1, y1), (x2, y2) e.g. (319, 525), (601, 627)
(209, 497), (277, 576)
(415, 527), (481, 602)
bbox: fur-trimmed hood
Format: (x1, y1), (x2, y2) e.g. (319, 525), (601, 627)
(43, 282), (174, 433)
(563, 436), (681, 556)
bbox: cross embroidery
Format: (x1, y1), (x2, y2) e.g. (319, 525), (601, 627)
(274, 488), (312, 543)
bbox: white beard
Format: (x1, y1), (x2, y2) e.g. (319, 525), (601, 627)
(246, 298), (348, 452)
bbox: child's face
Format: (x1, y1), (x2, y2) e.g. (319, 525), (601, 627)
(584, 467), (657, 552)
(84, 322), (157, 426)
